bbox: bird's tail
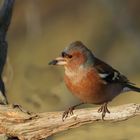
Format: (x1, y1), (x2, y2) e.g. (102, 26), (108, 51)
(126, 84), (140, 92)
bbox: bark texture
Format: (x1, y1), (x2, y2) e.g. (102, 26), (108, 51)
(0, 103), (139, 139)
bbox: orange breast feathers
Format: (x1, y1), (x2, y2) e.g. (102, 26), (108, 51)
(64, 67), (106, 103)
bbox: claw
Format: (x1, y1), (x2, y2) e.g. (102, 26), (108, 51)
(62, 107), (75, 121)
(62, 103), (84, 121)
(98, 105), (103, 113)
(98, 102), (110, 120)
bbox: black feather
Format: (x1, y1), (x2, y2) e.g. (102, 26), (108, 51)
(126, 84), (140, 92)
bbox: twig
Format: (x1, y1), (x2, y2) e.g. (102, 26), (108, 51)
(0, 103), (139, 140)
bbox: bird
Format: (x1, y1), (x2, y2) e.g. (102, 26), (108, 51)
(49, 41), (140, 120)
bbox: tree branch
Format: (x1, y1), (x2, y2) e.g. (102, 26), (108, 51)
(0, 103), (139, 139)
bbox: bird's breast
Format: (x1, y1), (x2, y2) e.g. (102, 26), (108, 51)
(64, 68), (107, 104)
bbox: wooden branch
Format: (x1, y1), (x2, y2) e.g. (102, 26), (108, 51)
(0, 103), (139, 140)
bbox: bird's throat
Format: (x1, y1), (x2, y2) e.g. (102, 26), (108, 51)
(64, 66), (88, 84)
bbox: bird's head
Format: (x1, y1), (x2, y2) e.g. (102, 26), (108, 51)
(49, 41), (95, 71)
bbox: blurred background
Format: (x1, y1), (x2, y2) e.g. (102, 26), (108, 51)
(1, 0), (140, 140)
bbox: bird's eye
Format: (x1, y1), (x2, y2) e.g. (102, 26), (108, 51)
(62, 52), (72, 59)
(62, 52), (66, 57)
(68, 54), (72, 58)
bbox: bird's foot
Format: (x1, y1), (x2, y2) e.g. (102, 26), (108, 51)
(62, 103), (84, 121)
(62, 106), (75, 121)
(98, 102), (110, 120)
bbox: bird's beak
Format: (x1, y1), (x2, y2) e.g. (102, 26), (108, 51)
(48, 57), (67, 66)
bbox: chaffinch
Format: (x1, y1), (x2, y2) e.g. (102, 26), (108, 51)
(49, 41), (140, 120)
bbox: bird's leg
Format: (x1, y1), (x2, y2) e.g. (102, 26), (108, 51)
(62, 102), (84, 121)
(98, 102), (110, 120)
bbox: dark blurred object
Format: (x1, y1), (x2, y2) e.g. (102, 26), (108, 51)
(0, 0), (15, 104)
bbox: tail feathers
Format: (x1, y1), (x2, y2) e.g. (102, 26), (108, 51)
(126, 84), (140, 92)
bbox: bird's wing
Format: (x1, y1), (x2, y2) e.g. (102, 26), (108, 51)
(94, 57), (133, 85)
